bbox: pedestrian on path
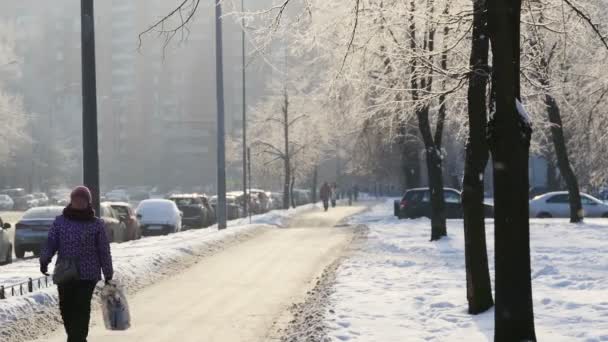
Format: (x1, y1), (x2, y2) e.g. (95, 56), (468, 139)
(40, 185), (114, 342)
(331, 183), (338, 208)
(320, 182), (331, 212)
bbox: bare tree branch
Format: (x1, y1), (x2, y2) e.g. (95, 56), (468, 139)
(562, 0), (608, 51)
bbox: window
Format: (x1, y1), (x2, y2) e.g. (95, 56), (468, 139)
(112, 206), (129, 218)
(444, 191), (461, 204)
(404, 190), (425, 203)
(581, 195), (597, 205)
(547, 194), (569, 204)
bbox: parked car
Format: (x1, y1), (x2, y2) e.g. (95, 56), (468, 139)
(529, 186), (551, 200)
(32, 192), (49, 206)
(0, 194), (14, 210)
(210, 195), (245, 220)
(0, 216), (12, 265)
(529, 191), (608, 218)
(14, 194), (39, 211)
(14, 206), (63, 258)
(49, 189), (70, 206)
(199, 195), (216, 225)
(169, 194), (211, 229)
(136, 199), (183, 236)
(100, 203), (129, 242)
(394, 188), (494, 219)
(249, 189), (272, 214)
(105, 189), (130, 202)
(109, 202), (142, 240)
(0, 188), (26, 199)
(269, 192), (284, 209)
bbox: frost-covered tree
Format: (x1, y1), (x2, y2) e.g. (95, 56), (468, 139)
(0, 23), (30, 188)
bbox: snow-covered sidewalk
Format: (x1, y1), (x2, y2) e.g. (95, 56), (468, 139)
(0, 204), (314, 342)
(323, 200), (608, 341)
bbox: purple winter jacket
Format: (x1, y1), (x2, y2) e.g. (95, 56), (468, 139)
(40, 215), (114, 281)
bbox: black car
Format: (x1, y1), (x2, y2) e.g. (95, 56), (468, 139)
(394, 188), (494, 219)
(169, 194), (212, 228)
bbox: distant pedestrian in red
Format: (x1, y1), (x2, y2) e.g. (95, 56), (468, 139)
(320, 182), (331, 212)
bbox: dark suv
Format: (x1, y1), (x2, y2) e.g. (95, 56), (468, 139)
(169, 194), (212, 229)
(394, 188), (494, 219)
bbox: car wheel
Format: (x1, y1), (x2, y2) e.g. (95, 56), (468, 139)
(602, 213), (608, 218)
(14, 246), (25, 259)
(537, 212), (552, 219)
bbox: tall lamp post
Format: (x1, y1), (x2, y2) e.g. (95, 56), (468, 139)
(241, 0), (248, 217)
(81, 0), (100, 214)
(215, 0), (227, 229)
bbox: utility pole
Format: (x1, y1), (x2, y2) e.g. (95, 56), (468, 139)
(241, 0), (248, 217)
(215, 0), (227, 229)
(81, 0), (100, 214)
(248, 147), (252, 224)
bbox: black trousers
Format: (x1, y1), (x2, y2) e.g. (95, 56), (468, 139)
(322, 199), (329, 211)
(58, 280), (97, 342)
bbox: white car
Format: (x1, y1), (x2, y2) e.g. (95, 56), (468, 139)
(0, 216), (12, 265)
(136, 199), (183, 236)
(0, 195), (14, 210)
(529, 191), (608, 218)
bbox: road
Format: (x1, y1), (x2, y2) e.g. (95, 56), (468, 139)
(36, 205), (366, 342)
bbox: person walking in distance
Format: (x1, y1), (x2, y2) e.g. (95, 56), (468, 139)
(331, 183), (338, 208)
(320, 182), (331, 212)
(40, 186), (114, 342)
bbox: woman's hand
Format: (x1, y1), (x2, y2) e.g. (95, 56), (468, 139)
(40, 264), (49, 276)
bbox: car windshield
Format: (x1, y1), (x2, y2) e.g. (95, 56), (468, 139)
(22, 207), (62, 220)
(111, 206), (129, 218)
(0, 195), (10, 200)
(171, 198), (199, 206)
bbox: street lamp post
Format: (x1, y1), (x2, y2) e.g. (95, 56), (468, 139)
(215, 0), (227, 229)
(241, 0), (248, 217)
(81, 0), (101, 214)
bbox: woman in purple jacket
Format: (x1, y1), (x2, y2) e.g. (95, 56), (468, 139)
(40, 186), (113, 342)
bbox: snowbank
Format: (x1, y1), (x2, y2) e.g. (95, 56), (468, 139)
(0, 205), (312, 342)
(323, 200), (608, 341)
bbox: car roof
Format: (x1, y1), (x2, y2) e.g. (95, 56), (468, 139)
(104, 201), (131, 207)
(169, 194), (200, 198)
(22, 206), (63, 216)
(138, 199), (175, 206)
(405, 187), (461, 193)
(536, 191), (588, 198)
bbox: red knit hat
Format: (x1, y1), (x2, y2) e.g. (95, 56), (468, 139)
(71, 186), (93, 204)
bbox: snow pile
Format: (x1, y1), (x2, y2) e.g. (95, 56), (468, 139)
(0, 205), (311, 342)
(323, 200), (608, 341)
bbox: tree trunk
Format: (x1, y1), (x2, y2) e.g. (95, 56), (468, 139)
(283, 90), (290, 210)
(487, 0), (537, 340)
(290, 173), (296, 208)
(462, 0), (494, 315)
(545, 153), (559, 191)
(546, 94), (583, 223)
(426, 146), (447, 240)
(312, 165), (318, 203)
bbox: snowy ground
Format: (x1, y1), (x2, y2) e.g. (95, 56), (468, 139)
(0, 204), (314, 342)
(321, 200), (608, 342)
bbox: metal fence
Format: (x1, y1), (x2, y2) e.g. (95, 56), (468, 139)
(0, 275), (53, 300)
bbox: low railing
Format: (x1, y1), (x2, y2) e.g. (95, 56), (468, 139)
(0, 275), (53, 300)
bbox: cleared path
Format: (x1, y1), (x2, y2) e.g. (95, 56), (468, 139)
(37, 205), (365, 342)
